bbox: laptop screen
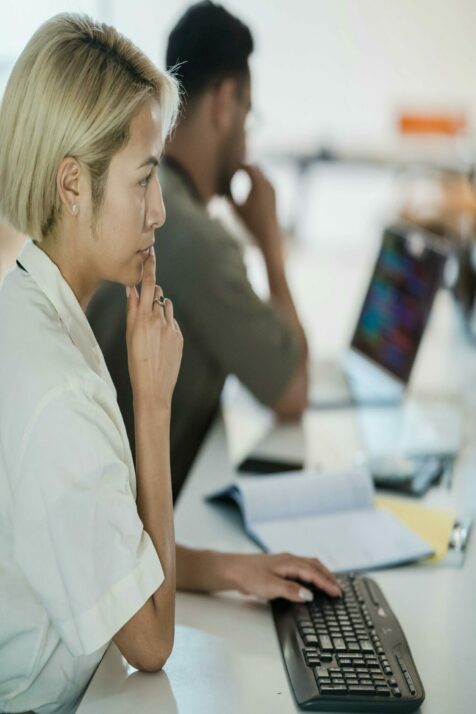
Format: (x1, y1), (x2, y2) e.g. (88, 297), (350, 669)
(350, 225), (447, 384)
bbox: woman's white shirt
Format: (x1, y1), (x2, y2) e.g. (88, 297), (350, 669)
(0, 241), (164, 714)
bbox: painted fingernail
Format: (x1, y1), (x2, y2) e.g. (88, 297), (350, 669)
(150, 246), (155, 256)
(299, 587), (314, 602)
(331, 584), (342, 596)
(125, 286), (130, 297)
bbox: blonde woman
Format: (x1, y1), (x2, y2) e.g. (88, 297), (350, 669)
(0, 14), (340, 714)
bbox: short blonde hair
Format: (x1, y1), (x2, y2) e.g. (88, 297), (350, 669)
(0, 13), (179, 242)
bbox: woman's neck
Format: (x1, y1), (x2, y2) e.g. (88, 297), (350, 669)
(38, 234), (99, 312)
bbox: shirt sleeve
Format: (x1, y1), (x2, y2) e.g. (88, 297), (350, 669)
(12, 382), (164, 657)
(162, 208), (300, 406)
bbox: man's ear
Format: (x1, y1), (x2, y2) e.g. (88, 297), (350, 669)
(56, 157), (81, 216)
(211, 78), (238, 134)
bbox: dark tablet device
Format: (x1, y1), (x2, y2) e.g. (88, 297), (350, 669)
(237, 456), (303, 475)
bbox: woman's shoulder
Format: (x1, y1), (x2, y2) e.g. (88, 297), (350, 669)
(0, 269), (114, 462)
(0, 267), (85, 380)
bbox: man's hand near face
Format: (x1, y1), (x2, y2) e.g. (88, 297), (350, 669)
(231, 163), (281, 255)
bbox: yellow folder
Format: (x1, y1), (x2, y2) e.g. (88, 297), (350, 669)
(375, 496), (455, 563)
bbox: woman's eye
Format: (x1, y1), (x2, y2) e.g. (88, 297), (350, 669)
(139, 173), (152, 187)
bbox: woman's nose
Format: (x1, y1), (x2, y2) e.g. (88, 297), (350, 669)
(148, 178), (166, 230)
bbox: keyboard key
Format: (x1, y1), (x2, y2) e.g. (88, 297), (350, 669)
(303, 634), (318, 646)
(314, 666), (328, 678)
(360, 640), (373, 651)
(333, 638), (346, 651)
(319, 685), (348, 695)
(376, 687), (391, 697)
(318, 635), (333, 651)
(348, 685), (376, 695)
(395, 654), (407, 672)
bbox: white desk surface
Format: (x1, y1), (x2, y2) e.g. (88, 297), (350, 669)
(78, 259), (476, 714)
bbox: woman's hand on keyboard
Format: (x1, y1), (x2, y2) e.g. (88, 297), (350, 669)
(226, 552), (342, 602)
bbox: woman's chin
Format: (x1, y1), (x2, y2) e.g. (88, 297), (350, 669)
(110, 256), (145, 287)
(126, 259), (144, 285)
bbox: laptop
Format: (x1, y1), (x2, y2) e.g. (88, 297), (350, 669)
(309, 223), (448, 408)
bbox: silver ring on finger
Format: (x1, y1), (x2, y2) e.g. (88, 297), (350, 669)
(153, 295), (167, 310)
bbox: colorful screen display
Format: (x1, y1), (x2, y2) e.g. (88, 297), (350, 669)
(351, 227), (446, 383)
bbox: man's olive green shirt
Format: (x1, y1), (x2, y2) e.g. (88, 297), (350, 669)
(87, 160), (299, 500)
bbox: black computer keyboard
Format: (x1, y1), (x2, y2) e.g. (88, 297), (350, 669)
(272, 574), (424, 712)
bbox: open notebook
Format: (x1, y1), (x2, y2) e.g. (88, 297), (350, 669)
(207, 469), (433, 573)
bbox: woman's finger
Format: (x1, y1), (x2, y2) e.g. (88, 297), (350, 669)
(163, 297), (174, 323)
(139, 247), (157, 313)
(267, 575), (315, 603)
(125, 285), (139, 332)
(151, 285), (165, 320)
(304, 557), (340, 586)
(274, 556), (341, 597)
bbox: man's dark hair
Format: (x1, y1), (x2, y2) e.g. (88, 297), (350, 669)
(166, 1), (254, 103)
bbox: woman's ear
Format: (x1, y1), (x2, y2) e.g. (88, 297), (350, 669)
(56, 157), (81, 216)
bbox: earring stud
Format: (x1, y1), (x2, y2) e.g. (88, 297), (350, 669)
(71, 204), (78, 214)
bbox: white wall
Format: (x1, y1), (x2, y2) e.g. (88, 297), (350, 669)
(1, 0), (476, 154)
(235, 0), (476, 152)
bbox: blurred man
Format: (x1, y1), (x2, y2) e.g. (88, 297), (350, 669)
(87, 1), (308, 499)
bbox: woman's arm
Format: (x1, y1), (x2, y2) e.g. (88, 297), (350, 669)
(176, 545), (341, 602)
(113, 250), (182, 672)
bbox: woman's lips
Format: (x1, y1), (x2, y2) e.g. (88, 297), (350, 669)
(138, 247), (152, 260)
